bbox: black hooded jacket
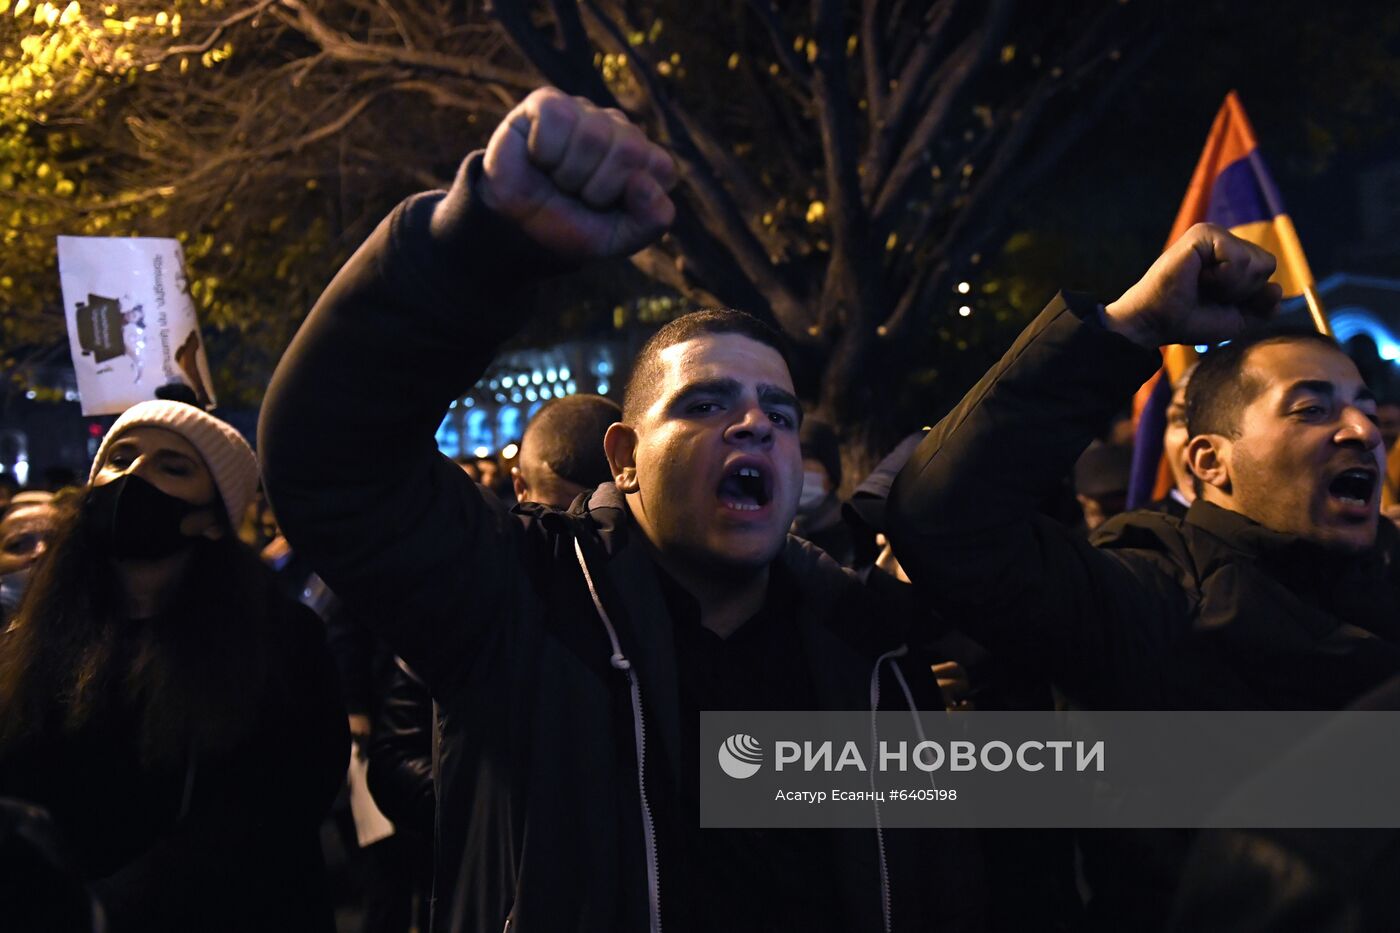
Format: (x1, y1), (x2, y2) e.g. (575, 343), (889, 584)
(261, 153), (982, 933)
(887, 293), (1400, 928)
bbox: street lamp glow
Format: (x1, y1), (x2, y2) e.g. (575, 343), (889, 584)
(957, 281), (971, 294)
(958, 306), (972, 317)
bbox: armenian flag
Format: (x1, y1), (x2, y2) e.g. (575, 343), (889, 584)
(1125, 91), (1325, 509)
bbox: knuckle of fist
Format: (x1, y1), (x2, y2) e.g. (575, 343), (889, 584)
(649, 149), (676, 177)
(574, 121), (612, 153)
(536, 95), (578, 127)
(615, 139), (649, 168)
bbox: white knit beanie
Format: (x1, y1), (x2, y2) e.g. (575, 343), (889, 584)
(89, 400), (259, 530)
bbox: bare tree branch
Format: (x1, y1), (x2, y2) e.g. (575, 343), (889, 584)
(862, 0), (962, 196)
(129, 0), (280, 64)
(548, 0), (593, 58)
(871, 0), (1013, 228)
(581, 1), (811, 337)
(489, 0), (617, 104)
(375, 0), (420, 50)
(886, 0), (966, 128)
(393, 77), (515, 111)
(629, 243), (724, 307)
(881, 17), (1153, 342)
(859, 0), (887, 125)
(71, 90), (387, 215)
(277, 0), (535, 89)
(744, 0), (812, 88)
(811, 0), (885, 333)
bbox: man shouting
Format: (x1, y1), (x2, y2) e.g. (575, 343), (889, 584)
(888, 224), (1400, 928)
(262, 89), (976, 933)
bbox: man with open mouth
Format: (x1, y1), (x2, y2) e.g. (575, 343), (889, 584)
(262, 88), (988, 933)
(888, 223), (1400, 930)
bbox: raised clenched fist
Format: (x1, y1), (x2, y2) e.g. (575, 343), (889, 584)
(478, 87), (678, 260)
(1103, 223), (1282, 349)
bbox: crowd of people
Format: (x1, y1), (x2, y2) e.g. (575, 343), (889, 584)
(3, 86), (1400, 932)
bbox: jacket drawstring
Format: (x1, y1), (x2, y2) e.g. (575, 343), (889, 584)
(869, 648), (898, 933)
(885, 650), (940, 790)
(576, 529), (929, 933)
(573, 537), (663, 933)
(869, 644), (942, 933)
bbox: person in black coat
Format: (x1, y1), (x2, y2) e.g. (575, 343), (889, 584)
(367, 659), (436, 839)
(790, 418), (857, 566)
(0, 400), (347, 933)
(888, 225), (1400, 929)
(262, 88), (980, 933)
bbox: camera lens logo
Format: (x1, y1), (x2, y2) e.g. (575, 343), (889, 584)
(718, 734), (763, 780)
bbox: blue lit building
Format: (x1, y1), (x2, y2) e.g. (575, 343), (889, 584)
(1278, 274), (1400, 400)
(434, 339), (624, 459)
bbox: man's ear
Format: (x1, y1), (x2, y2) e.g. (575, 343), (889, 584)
(604, 422), (640, 493)
(511, 466), (528, 503)
(1186, 434), (1231, 493)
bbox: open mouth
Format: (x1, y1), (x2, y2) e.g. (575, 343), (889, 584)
(1328, 467), (1378, 508)
(717, 464), (772, 512)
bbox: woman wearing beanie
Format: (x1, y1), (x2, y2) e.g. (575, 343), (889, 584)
(0, 400), (347, 932)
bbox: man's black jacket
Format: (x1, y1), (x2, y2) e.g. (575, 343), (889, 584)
(261, 155), (981, 933)
(887, 294), (1400, 926)
(368, 658), (435, 838)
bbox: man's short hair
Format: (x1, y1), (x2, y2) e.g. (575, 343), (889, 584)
(1185, 330), (1344, 439)
(521, 394), (620, 489)
(621, 309), (792, 422)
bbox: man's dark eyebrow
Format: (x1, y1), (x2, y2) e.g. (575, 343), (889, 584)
(1280, 381), (1376, 405)
(1283, 380), (1337, 400)
(758, 384), (802, 417)
(666, 379), (803, 420)
(668, 377), (741, 409)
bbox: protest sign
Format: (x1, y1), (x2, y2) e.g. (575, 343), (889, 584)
(57, 236), (216, 415)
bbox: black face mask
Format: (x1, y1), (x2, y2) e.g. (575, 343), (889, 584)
(84, 473), (212, 560)
(0, 566), (31, 617)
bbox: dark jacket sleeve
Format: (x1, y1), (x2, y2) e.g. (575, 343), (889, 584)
(259, 154), (562, 686)
(325, 603), (378, 716)
(367, 658), (435, 837)
(886, 293), (1192, 704)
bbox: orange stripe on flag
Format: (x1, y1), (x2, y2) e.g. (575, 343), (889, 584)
(1165, 91), (1260, 246)
(1227, 215), (1315, 299)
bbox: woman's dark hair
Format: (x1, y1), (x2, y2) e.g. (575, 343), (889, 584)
(0, 492), (285, 766)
